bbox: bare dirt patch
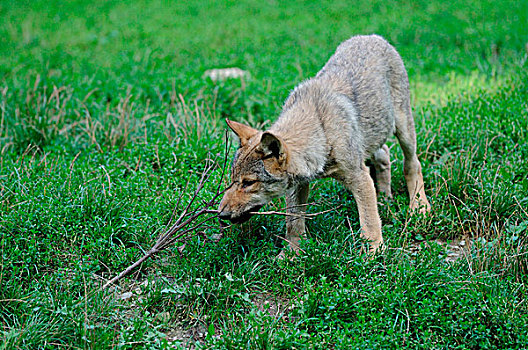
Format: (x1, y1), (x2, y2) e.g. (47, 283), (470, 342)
(406, 236), (471, 262)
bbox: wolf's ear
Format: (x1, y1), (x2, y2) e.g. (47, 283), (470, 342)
(260, 132), (286, 161)
(226, 118), (259, 146)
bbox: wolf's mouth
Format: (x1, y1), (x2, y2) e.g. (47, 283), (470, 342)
(221, 205), (263, 224)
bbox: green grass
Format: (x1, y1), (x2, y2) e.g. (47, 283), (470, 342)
(1, 0), (527, 348)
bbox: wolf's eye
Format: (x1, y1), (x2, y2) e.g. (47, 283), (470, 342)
(241, 179), (257, 188)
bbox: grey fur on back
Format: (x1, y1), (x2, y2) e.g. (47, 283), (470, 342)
(270, 35), (410, 180)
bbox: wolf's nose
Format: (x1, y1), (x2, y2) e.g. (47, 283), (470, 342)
(218, 211), (232, 221)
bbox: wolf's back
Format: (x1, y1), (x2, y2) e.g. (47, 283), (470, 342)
(317, 34), (410, 112)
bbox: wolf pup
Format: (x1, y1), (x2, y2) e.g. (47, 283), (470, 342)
(218, 35), (431, 257)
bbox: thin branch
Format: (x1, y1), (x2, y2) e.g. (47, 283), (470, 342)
(102, 138), (230, 289)
(250, 205), (342, 219)
(166, 176), (191, 228)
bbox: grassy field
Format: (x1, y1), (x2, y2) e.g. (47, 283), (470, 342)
(1, 0), (528, 348)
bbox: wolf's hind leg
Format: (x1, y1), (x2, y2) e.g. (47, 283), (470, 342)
(344, 164), (384, 253)
(372, 144), (392, 200)
(394, 107), (431, 213)
(278, 183), (310, 259)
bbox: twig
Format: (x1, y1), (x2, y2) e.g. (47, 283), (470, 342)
(102, 135), (230, 289)
(250, 205), (342, 219)
(0, 299), (28, 303)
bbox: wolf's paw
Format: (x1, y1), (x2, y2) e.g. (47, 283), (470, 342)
(276, 250), (288, 261)
(409, 197), (431, 215)
(276, 247), (301, 261)
(366, 239), (385, 257)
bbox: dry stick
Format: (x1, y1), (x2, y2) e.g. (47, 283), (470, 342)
(102, 186), (223, 289)
(102, 135), (231, 290)
(251, 205), (342, 219)
(215, 201), (342, 232)
(102, 208), (221, 289)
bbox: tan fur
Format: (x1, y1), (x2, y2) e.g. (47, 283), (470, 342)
(218, 35), (431, 256)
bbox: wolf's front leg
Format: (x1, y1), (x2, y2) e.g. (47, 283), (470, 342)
(278, 183), (310, 259)
(344, 164), (384, 253)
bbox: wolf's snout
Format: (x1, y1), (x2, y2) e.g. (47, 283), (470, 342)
(217, 201), (233, 221)
(218, 210), (233, 221)
(217, 205), (263, 224)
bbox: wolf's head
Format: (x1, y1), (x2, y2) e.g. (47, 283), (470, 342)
(218, 119), (291, 224)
